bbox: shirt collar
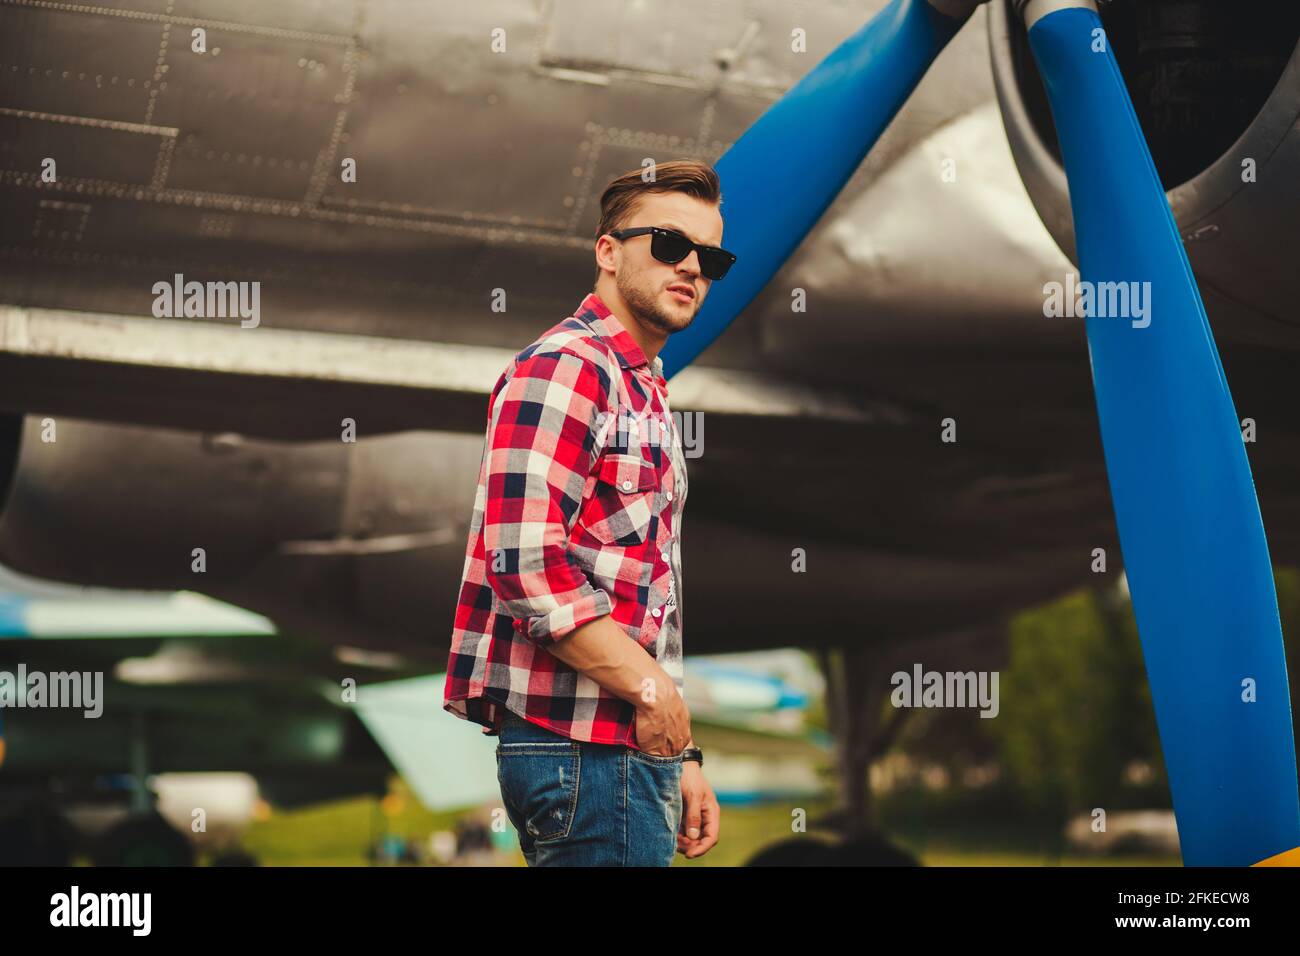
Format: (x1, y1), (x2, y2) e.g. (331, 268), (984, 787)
(577, 292), (654, 374)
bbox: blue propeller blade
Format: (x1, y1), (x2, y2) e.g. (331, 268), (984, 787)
(1023, 0), (1300, 866)
(660, 0), (980, 378)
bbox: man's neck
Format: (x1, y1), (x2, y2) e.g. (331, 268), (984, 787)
(593, 277), (666, 365)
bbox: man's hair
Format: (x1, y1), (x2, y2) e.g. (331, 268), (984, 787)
(593, 160), (722, 281)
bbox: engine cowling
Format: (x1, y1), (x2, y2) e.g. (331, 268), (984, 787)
(989, 0), (1300, 347)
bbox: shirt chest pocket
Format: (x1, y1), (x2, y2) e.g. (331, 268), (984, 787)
(579, 451), (659, 546)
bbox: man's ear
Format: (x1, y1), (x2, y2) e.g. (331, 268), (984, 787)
(594, 235), (617, 275)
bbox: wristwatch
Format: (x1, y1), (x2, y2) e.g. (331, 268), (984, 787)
(681, 747), (703, 766)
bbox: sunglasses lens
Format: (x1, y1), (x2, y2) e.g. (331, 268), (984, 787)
(644, 229), (735, 280)
(699, 250), (735, 280)
(650, 229), (692, 264)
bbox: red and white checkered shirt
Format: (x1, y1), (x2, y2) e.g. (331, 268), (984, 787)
(443, 292), (688, 745)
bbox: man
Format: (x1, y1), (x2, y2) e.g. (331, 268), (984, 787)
(444, 159), (734, 866)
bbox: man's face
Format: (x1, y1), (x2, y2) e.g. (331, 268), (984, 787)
(608, 191), (725, 336)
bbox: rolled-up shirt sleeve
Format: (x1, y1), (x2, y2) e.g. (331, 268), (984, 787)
(482, 348), (613, 646)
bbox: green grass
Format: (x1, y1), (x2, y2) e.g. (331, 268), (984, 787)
(918, 849), (1178, 867)
(231, 782), (1178, 867)
(237, 778), (467, 867)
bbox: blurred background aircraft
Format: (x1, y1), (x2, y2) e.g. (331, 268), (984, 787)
(0, 0), (1297, 864)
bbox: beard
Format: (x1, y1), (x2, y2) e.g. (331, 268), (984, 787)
(616, 267), (697, 335)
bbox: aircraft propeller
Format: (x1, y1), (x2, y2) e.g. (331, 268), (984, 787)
(1018, 0), (1299, 866)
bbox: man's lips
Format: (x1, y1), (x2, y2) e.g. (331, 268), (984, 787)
(667, 283), (695, 303)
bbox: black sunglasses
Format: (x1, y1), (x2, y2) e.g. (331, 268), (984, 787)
(609, 226), (737, 280)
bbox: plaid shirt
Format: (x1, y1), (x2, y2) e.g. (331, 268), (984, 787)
(443, 292), (688, 745)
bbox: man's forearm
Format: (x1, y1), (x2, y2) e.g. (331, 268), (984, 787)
(546, 614), (678, 710)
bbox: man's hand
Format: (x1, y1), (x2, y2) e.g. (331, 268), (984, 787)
(677, 762), (719, 859)
(547, 616), (690, 756)
(633, 681), (691, 757)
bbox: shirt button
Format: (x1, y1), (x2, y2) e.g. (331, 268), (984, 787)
(661, 550), (670, 562)
(621, 479), (632, 491)
(652, 607), (661, 618)
(666, 491), (673, 501)
(659, 421), (667, 431)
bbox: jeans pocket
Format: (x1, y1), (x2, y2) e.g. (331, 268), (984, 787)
(627, 749), (684, 766)
(625, 749), (683, 864)
(496, 743), (581, 845)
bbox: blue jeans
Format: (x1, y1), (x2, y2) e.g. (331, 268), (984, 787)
(495, 712), (683, 866)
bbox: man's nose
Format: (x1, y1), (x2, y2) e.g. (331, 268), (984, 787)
(677, 251), (701, 277)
